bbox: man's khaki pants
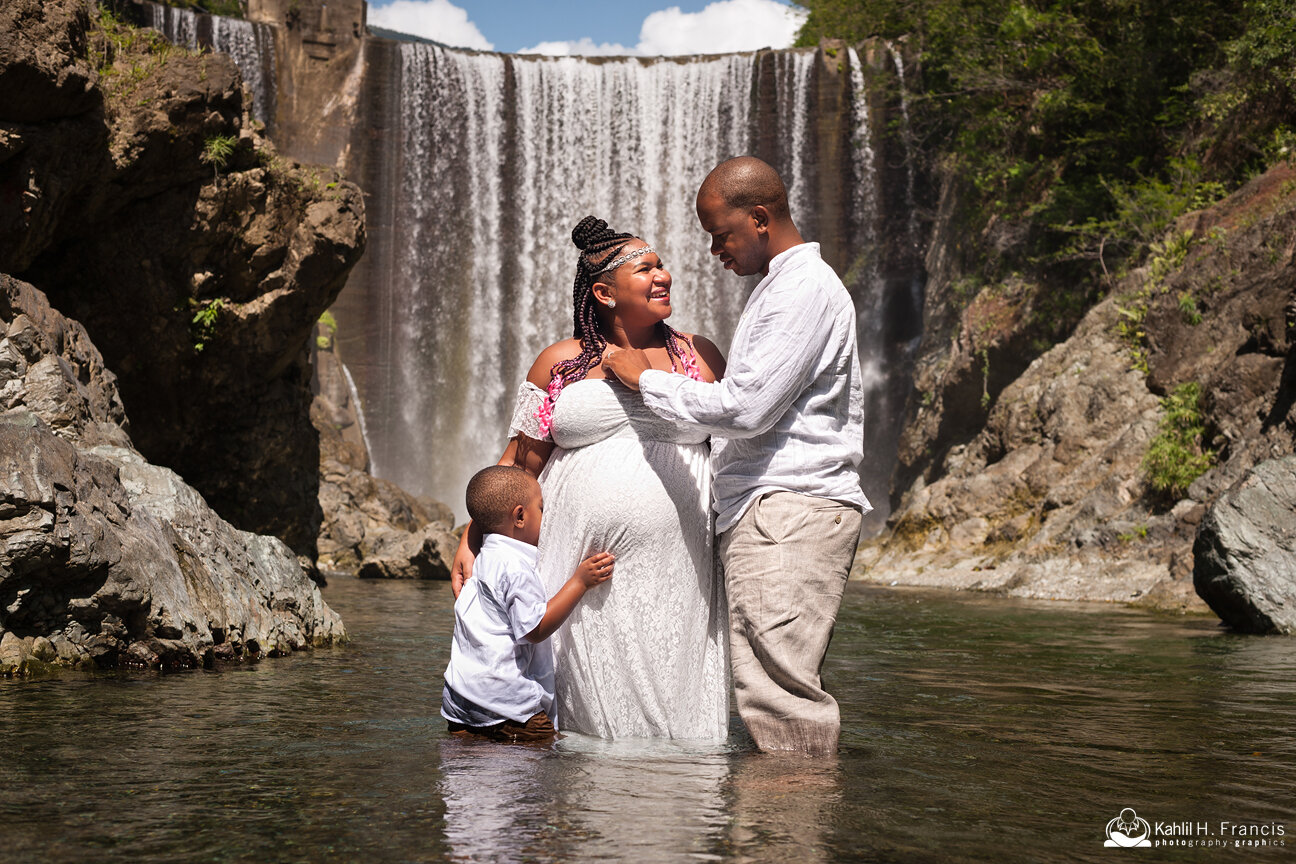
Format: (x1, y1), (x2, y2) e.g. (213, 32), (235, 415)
(719, 491), (862, 755)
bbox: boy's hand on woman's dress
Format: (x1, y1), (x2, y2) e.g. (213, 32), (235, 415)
(575, 552), (615, 589)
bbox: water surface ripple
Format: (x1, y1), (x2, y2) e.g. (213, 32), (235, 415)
(2, 578), (1293, 862)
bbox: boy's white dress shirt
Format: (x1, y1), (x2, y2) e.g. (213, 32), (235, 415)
(442, 534), (554, 725)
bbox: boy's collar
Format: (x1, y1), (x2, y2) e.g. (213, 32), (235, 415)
(480, 533), (539, 565)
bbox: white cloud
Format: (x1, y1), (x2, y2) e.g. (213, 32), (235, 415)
(367, 0), (493, 50)
(519, 38), (633, 57)
(638, 0), (808, 55)
(522, 0), (807, 58)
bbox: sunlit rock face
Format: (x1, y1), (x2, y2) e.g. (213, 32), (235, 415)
(7, 0), (367, 560)
(0, 275), (344, 677)
(1, 0), (365, 644)
(861, 164), (1296, 609)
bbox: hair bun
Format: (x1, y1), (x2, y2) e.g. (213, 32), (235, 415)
(571, 215), (610, 251)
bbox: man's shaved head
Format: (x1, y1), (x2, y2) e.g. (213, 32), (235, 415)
(697, 156), (790, 219)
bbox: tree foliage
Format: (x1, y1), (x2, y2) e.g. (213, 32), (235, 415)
(794, 0), (1294, 281)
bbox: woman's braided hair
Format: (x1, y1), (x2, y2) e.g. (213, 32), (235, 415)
(535, 216), (701, 436)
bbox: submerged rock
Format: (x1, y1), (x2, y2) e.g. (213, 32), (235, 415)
(1193, 456), (1296, 634)
(0, 275), (343, 676)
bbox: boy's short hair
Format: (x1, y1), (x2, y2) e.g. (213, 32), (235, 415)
(466, 465), (536, 533)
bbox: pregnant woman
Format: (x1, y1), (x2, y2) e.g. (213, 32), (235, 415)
(452, 216), (729, 739)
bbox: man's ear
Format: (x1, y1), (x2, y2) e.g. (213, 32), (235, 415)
(513, 503), (526, 525)
(751, 205), (770, 234)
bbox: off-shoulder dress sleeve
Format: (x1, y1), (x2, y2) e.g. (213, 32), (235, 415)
(507, 380), (552, 442)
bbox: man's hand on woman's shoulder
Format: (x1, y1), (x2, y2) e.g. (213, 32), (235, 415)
(602, 348), (652, 390)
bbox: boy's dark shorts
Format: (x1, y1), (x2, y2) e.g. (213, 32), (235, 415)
(447, 711), (556, 743)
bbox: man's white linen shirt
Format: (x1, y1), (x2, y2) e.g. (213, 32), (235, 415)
(639, 242), (870, 533)
(442, 534), (554, 724)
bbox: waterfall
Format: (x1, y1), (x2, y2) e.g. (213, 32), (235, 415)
(146, 3), (278, 130)
(847, 48), (879, 265)
(140, 6), (919, 524)
(887, 43), (919, 258)
(362, 45), (830, 516)
(886, 42), (924, 332)
(844, 46), (886, 455)
(341, 360), (377, 472)
(845, 46), (892, 530)
(773, 51), (816, 225)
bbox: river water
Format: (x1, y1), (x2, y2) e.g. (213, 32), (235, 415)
(2, 578), (1292, 862)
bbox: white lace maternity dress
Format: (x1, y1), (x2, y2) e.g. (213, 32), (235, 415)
(510, 378), (729, 739)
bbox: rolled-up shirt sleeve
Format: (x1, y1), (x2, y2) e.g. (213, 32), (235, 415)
(640, 279), (834, 438)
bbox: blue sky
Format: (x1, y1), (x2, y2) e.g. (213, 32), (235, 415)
(366, 0), (808, 55)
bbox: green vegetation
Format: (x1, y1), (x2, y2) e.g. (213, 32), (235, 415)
(794, 0), (1296, 332)
(190, 297), (226, 352)
(91, 5), (189, 102)
(317, 310), (338, 350)
(978, 346), (991, 408)
(1112, 228), (1196, 371)
(1117, 524), (1149, 543)
(1177, 291), (1203, 325)
(200, 134), (238, 178)
(1142, 382), (1215, 500)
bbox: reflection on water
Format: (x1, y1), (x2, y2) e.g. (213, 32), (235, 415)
(441, 735), (732, 862)
(1, 578), (1294, 862)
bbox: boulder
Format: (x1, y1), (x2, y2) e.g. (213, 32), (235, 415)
(356, 523), (457, 581)
(1193, 456), (1296, 634)
(0, 0), (100, 123)
(0, 274), (344, 675)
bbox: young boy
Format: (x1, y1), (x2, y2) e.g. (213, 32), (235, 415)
(442, 465), (613, 742)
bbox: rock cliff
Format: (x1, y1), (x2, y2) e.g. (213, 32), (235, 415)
(0, 0), (355, 674)
(2, 0), (365, 559)
(860, 164), (1296, 609)
(0, 275), (343, 676)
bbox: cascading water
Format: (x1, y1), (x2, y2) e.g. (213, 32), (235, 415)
(342, 362), (376, 468)
(367, 45), (827, 517)
(845, 46), (894, 530)
(773, 51), (815, 226)
(146, 3), (278, 131)
(144, 6), (920, 525)
(887, 42), (923, 321)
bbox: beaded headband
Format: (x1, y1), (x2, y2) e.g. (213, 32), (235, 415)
(592, 245), (655, 276)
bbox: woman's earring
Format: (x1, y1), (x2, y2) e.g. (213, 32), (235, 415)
(607, 299), (616, 309)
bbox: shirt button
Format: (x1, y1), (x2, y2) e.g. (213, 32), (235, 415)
(834, 514), (842, 524)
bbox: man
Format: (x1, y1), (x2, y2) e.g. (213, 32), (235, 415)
(603, 155), (869, 754)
